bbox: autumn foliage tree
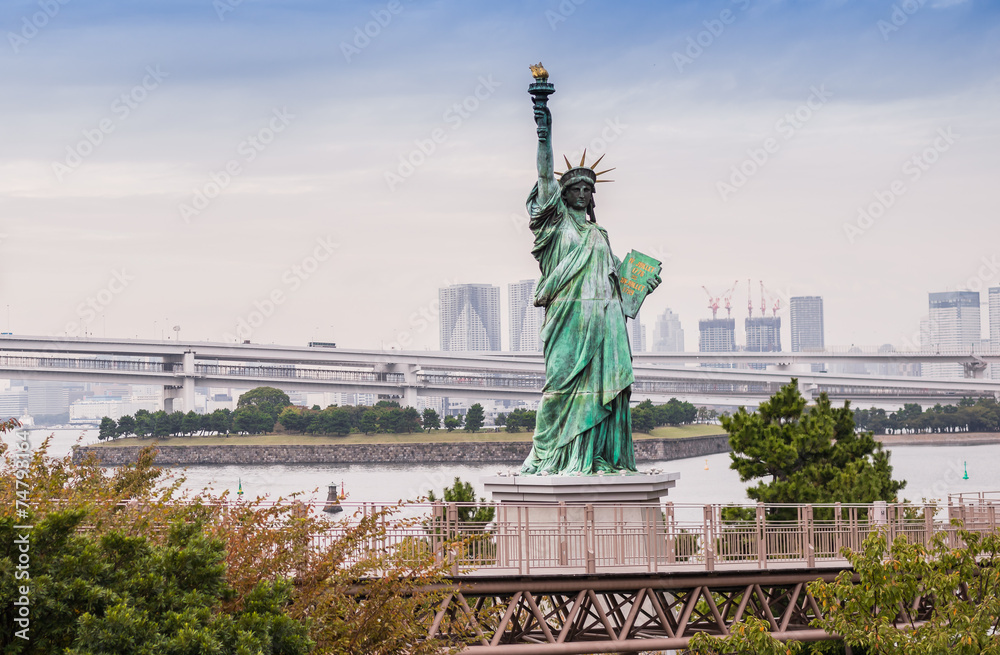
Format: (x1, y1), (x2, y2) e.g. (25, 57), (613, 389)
(809, 527), (1000, 654)
(0, 424), (463, 654)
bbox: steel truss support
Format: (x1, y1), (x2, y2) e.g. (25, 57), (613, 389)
(425, 570), (927, 653)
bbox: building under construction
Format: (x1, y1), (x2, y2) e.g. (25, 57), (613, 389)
(698, 318), (736, 352)
(745, 316), (781, 352)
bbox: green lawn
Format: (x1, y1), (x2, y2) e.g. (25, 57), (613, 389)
(91, 423), (724, 448)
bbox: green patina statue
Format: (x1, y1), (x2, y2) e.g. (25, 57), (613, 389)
(520, 64), (661, 476)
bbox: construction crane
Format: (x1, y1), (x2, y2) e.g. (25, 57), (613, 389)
(721, 280), (739, 317)
(747, 278), (753, 317)
(701, 286), (721, 318)
(702, 280), (740, 319)
(760, 282), (781, 317)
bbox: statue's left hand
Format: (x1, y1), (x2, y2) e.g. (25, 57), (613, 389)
(648, 275), (662, 293)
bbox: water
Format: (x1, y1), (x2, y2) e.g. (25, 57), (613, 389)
(16, 427), (1000, 507)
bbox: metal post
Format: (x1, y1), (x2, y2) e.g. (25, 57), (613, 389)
(756, 502), (766, 569)
(665, 502), (676, 565)
(805, 505), (815, 568)
(703, 505), (715, 571)
(835, 502), (843, 558)
(558, 501), (568, 566)
(585, 504), (596, 574)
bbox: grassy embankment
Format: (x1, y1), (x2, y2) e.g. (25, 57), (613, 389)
(91, 423), (724, 448)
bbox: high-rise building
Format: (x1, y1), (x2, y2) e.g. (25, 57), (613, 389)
(789, 296), (824, 352)
(745, 317), (781, 352)
(439, 283), (501, 351)
(27, 381), (70, 417)
(990, 288), (1000, 379)
(627, 310), (646, 353)
(508, 279), (544, 352)
(926, 291), (981, 378)
(652, 308), (685, 352)
(699, 318), (736, 353)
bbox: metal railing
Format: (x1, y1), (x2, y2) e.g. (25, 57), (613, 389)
(0, 355), (169, 373)
(305, 497), (1000, 576)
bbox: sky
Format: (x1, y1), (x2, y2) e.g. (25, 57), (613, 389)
(1, 0), (998, 352)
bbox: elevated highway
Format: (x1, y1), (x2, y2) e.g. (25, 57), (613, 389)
(2, 335), (1000, 411)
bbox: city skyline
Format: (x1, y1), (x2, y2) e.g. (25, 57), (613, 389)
(2, 1), (998, 353)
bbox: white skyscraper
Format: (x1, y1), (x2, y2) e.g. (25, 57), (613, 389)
(925, 291), (981, 378)
(989, 287), (1000, 378)
(439, 284), (501, 351)
(789, 296), (824, 352)
(508, 279), (544, 352)
(652, 308), (685, 352)
(627, 310), (646, 353)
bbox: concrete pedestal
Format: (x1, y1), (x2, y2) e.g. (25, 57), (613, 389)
(481, 472), (680, 572)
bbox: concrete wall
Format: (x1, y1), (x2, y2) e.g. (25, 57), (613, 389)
(74, 434), (730, 467)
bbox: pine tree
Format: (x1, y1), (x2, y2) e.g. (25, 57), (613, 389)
(724, 379), (905, 516)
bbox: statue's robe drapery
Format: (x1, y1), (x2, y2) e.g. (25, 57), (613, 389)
(519, 183), (637, 475)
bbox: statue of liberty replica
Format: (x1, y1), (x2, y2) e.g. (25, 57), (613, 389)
(520, 64), (662, 477)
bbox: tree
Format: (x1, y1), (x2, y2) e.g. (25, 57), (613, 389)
(398, 407), (422, 433)
(507, 408), (535, 432)
(444, 416), (461, 432)
(133, 409), (152, 437)
(809, 528), (1000, 653)
(464, 403), (485, 432)
(422, 408), (441, 431)
(208, 408), (232, 436)
(166, 411), (185, 436)
(278, 406), (311, 433)
(427, 477), (495, 524)
(182, 410), (201, 436)
(632, 405), (655, 433)
(685, 617), (802, 654)
(327, 408), (353, 436)
(150, 410), (169, 437)
(0, 421), (460, 655)
(237, 386), (291, 426)
(233, 407), (272, 435)
(98, 417), (117, 441)
(723, 379), (905, 517)
(0, 513), (312, 653)
(359, 410), (377, 435)
(116, 414), (136, 438)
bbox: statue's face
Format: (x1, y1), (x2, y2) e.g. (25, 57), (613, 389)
(564, 182), (594, 210)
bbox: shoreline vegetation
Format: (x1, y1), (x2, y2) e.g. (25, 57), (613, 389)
(86, 423), (723, 448)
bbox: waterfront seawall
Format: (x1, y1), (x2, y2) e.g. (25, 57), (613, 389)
(73, 434), (731, 466)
